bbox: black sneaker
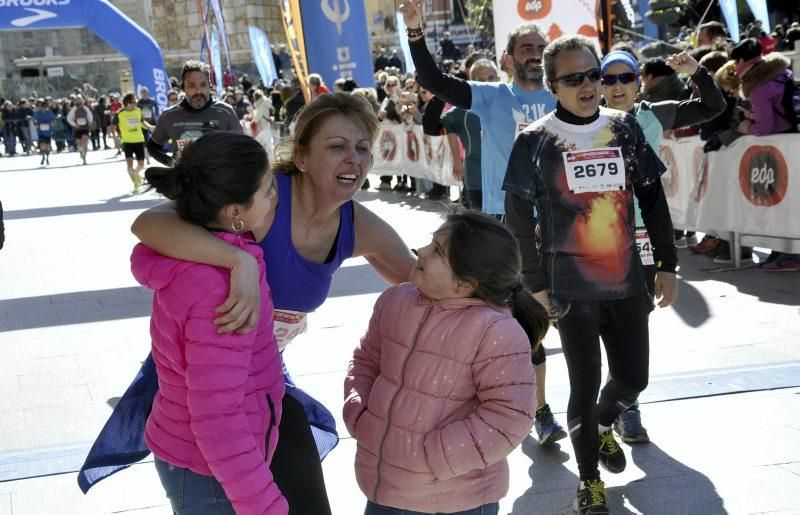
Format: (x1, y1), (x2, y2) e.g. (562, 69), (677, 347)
(573, 479), (609, 514)
(598, 428), (626, 473)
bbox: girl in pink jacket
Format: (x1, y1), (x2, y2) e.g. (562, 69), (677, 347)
(344, 211), (550, 514)
(131, 132), (288, 514)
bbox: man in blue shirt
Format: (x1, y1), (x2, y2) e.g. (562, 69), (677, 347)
(33, 98), (56, 166)
(402, 2), (564, 447)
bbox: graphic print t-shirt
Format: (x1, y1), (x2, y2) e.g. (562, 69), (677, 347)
(503, 107), (666, 300)
(469, 82), (556, 215)
(150, 100), (242, 152)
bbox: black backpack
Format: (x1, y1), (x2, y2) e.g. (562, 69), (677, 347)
(777, 76), (800, 132)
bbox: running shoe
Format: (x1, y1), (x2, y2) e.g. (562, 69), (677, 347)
(762, 259), (800, 272)
(598, 429), (626, 473)
(692, 235), (718, 254)
(533, 404), (567, 446)
(573, 479), (609, 514)
(674, 236), (688, 249)
(614, 408), (649, 443)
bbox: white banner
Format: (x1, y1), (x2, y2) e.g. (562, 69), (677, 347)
(660, 135), (800, 240)
(370, 123), (459, 186)
(492, 0), (601, 74)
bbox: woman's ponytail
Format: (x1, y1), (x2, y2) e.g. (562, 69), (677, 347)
(509, 285), (551, 353)
(144, 165), (186, 200)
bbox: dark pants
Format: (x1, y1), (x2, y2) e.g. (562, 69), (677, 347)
(365, 500), (499, 515)
(271, 395), (332, 515)
(154, 456), (235, 514)
(557, 295), (651, 481)
(464, 189), (482, 211)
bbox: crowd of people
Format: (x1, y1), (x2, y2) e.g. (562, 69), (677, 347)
(1, 5), (797, 515)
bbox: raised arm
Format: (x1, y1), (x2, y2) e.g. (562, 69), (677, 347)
(651, 52), (726, 129)
(400, 2), (472, 109)
(131, 202), (262, 333)
(352, 202), (416, 285)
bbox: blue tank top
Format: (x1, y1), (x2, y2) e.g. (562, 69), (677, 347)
(260, 172), (355, 313)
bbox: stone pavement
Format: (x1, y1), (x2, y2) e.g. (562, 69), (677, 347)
(1, 150), (799, 514)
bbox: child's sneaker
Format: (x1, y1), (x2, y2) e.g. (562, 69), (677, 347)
(533, 403), (567, 446)
(573, 479), (609, 514)
(598, 428), (626, 473)
(614, 408), (649, 443)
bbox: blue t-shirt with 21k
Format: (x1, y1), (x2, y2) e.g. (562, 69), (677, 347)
(468, 82), (555, 215)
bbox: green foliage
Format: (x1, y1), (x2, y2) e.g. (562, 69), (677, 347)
(464, 0), (494, 39)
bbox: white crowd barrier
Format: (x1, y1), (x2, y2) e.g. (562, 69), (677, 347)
(369, 123), (459, 186)
(659, 134), (800, 251)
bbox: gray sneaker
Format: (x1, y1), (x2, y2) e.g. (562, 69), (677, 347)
(614, 408), (650, 444)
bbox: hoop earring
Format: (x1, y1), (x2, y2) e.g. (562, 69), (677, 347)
(231, 217), (245, 233)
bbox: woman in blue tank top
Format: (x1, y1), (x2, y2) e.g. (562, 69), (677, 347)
(80, 94), (416, 514)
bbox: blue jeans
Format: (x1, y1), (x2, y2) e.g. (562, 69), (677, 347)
(154, 456), (235, 514)
(365, 500), (500, 515)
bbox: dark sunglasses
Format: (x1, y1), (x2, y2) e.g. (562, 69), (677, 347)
(602, 72), (640, 86)
(553, 68), (602, 87)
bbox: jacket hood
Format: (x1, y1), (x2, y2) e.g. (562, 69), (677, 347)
(131, 232), (262, 291)
(409, 283), (512, 314)
(742, 53), (791, 98)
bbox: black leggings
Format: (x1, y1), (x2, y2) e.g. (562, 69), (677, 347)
(271, 395), (332, 515)
(557, 295), (651, 481)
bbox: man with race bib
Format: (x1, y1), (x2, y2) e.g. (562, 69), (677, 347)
(400, 2), (565, 448)
(117, 92), (155, 194)
(66, 95), (93, 165)
(147, 60), (241, 167)
(503, 35), (678, 514)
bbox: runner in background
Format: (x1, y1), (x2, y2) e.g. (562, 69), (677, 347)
(107, 93), (123, 156)
(33, 98), (56, 166)
(137, 86), (159, 165)
(66, 95), (93, 165)
(118, 92), (154, 193)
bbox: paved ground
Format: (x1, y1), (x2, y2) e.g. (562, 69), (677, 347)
(1, 149), (799, 514)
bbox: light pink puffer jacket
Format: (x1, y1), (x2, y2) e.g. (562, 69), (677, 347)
(344, 283), (537, 513)
(131, 233), (288, 515)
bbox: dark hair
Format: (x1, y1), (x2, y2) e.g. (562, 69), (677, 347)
(272, 92), (379, 176)
(144, 132), (268, 227)
(506, 23), (547, 55)
(689, 45), (714, 62)
(698, 50), (729, 74)
(543, 35), (601, 92)
(181, 59), (211, 86)
(699, 21), (728, 40)
(122, 92), (136, 106)
(439, 210), (550, 350)
(610, 42), (640, 60)
(730, 38), (762, 62)
(641, 58), (675, 77)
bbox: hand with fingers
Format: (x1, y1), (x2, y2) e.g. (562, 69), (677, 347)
(398, 0), (424, 30)
(654, 271), (678, 308)
(666, 51), (700, 76)
(213, 253), (262, 334)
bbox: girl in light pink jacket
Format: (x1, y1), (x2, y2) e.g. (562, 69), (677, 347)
(344, 211), (551, 514)
(131, 132), (287, 514)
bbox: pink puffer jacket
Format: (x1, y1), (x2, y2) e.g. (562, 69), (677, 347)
(344, 283), (536, 513)
(131, 233), (287, 515)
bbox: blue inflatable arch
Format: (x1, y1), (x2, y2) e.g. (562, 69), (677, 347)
(0, 0), (169, 110)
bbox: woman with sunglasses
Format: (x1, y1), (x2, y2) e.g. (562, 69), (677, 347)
(503, 35), (679, 514)
(598, 49), (726, 445)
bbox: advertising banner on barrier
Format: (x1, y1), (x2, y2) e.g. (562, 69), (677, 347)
(0, 0), (169, 112)
(660, 135), (799, 240)
(370, 123), (459, 187)
(300, 0), (374, 90)
(492, 0), (601, 72)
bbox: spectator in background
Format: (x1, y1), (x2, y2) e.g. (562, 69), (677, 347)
(785, 22), (800, 50)
(94, 96), (111, 149)
(308, 74), (330, 99)
(277, 44), (292, 76)
(0, 199), (4, 250)
(641, 58), (687, 102)
(233, 89), (252, 120)
(17, 99), (34, 155)
(374, 47), (390, 72)
(280, 82), (304, 126)
(439, 31), (460, 60)
(759, 31), (778, 54)
(696, 21), (728, 48)
(2, 100), (18, 156)
(167, 90), (180, 107)
(388, 49), (404, 72)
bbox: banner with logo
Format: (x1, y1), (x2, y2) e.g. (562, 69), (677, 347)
(249, 26), (279, 87)
(0, 0), (169, 112)
(370, 123), (459, 187)
(280, 0), (311, 101)
(718, 0), (740, 44)
(300, 0), (374, 91)
(659, 135), (799, 240)
(492, 0), (601, 73)
(210, 26), (224, 98)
